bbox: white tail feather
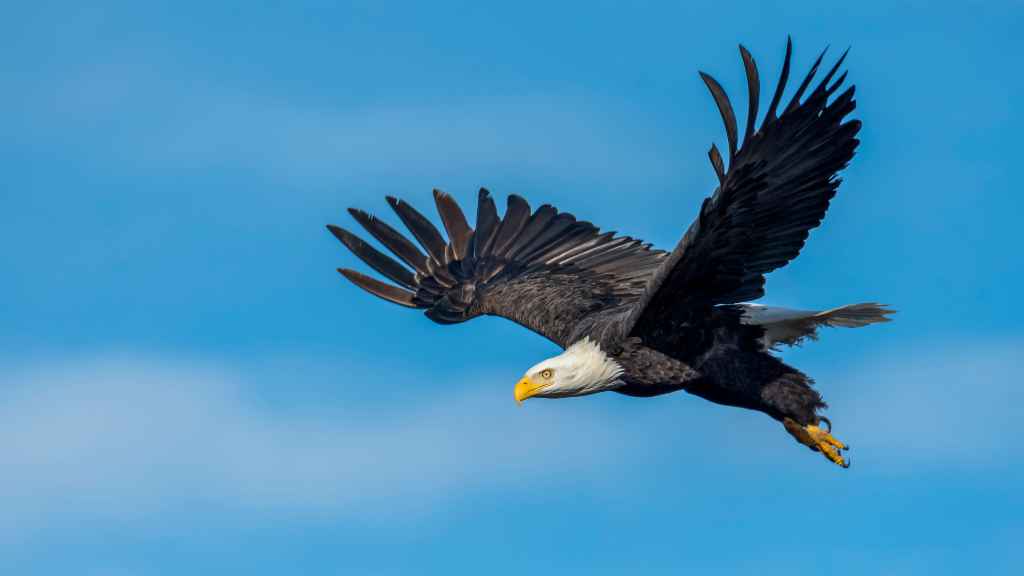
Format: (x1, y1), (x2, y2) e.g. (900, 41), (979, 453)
(740, 302), (894, 349)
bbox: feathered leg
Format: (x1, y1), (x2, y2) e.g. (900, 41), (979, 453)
(761, 368), (851, 468)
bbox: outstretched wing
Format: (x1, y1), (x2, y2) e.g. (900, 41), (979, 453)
(624, 39), (861, 342)
(329, 189), (666, 346)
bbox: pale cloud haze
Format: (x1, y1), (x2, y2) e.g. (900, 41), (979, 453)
(2, 340), (1018, 537)
(0, 356), (623, 527)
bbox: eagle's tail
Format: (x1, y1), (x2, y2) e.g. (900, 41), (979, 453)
(813, 302), (895, 328)
(740, 302), (895, 349)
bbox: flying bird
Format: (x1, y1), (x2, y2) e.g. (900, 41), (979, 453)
(327, 39), (893, 468)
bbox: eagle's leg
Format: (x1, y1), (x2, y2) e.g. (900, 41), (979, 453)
(756, 362), (849, 468)
(783, 416), (850, 468)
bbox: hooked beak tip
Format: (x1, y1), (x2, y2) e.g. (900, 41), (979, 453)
(514, 377), (538, 405)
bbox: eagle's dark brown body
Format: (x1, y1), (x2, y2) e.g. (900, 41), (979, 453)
(561, 303), (824, 426)
(612, 320), (824, 426)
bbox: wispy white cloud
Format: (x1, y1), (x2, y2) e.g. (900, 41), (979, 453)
(159, 91), (675, 187)
(0, 340), (1019, 535)
(823, 339), (1023, 469)
(0, 355), (625, 529)
(11, 55), (677, 189)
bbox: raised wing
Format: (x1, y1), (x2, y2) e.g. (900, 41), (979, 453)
(624, 39), (861, 341)
(329, 189), (666, 346)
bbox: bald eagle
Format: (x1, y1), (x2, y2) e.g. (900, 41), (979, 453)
(328, 39), (893, 468)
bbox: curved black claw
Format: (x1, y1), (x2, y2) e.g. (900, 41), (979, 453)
(818, 416), (832, 433)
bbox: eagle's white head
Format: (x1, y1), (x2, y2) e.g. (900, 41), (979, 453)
(514, 337), (625, 403)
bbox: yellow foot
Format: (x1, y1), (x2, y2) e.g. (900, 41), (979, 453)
(783, 416), (850, 468)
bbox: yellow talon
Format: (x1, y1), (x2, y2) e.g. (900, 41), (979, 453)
(784, 417), (850, 468)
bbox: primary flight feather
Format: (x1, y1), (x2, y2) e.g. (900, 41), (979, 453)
(328, 39), (893, 468)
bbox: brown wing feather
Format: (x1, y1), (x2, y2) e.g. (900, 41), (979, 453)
(330, 191), (666, 345)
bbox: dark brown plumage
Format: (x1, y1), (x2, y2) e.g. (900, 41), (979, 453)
(327, 39), (894, 467)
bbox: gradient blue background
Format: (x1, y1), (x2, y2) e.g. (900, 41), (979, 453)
(2, 1), (1021, 574)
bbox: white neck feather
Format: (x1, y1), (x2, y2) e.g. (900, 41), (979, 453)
(527, 336), (625, 397)
(563, 337), (625, 390)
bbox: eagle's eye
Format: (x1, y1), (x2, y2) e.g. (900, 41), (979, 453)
(541, 369), (553, 379)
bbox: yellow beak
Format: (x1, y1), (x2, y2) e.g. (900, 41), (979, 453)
(514, 376), (544, 405)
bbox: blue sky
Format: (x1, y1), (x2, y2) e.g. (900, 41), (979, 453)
(2, 1), (1022, 574)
